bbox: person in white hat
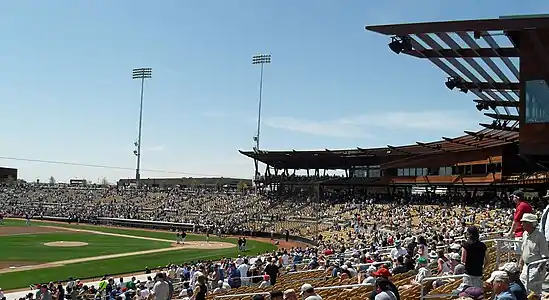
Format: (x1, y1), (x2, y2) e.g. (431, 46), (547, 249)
(299, 283), (322, 300)
(519, 213), (549, 296)
(486, 271), (513, 299)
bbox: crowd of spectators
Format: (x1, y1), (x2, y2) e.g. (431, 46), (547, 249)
(2, 181), (549, 300)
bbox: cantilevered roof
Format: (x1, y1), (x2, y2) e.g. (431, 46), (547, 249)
(366, 14), (549, 132)
(240, 129), (518, 169)
(239, 15), (541, 170)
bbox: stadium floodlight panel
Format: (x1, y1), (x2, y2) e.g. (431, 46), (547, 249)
(132, 68), (152, 79)
(252, 54), (271, 64)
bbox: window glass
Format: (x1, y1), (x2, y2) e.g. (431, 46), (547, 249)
(525, 80), (549, 123)
(403, 168), (410, 176)
(398, 169), (404, 176)
(439, 167), (446, 176)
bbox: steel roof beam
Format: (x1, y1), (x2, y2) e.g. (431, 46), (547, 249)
(442, 137), (478, 148)
(460, 81), (519, 91)
(365, 17), (549, 36)
(406, 35), (506, 116)
(473, 99), (520, 108)
(484, 113), (519, 121)
(387, 145), (413, 155)
(403, 47), (519, 58)
(464, 130), (517, 142)
(416, 142), (447, 152)
(479, 123), (519, 132)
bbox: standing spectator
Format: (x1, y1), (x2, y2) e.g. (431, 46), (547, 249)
(389, 241), (407, 262)
(519, 213), (549, 296)
(264, 258), (280, 286)
(55, 283), (64, 300)
(538, 194), (549, 242)
(416, 236), (428, 260)
(192, 275), (207, 300)
(152, 273), (169, 300)
(462, 226), (488, 288)
(35, 285), (52, 300)
(507, 190), (532, 244)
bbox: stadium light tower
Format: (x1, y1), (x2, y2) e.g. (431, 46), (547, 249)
(132, 67), (152, 188)
(252, 54), (271, 179)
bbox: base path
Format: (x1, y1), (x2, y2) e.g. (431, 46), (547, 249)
(0, 226), (234, 274)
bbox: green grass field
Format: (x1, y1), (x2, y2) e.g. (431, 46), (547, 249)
(0, 219), (276, 290)
(0, 232), (171, 262)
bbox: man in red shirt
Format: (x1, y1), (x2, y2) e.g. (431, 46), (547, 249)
(507, 190), (533, 239)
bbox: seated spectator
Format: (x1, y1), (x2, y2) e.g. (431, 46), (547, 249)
(299, 284), (322, 300)
(369, 268), (400, 300)
(486, 271), (515, 300)
(374, 278), (398, 300)
(496, 263), (526, 300)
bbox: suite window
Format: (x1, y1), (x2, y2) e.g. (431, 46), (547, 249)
(409, 168), (416, 176)
(368, 169), (381, 178)
(439, 166), (453, 176)
(403, 168), (410, 176)
(525, 79), (549, 123)
(398, 169), (404, 176)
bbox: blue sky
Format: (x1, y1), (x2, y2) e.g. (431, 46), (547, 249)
(0, 0), (547, 182)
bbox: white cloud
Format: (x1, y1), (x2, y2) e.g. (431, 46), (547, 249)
(143, 144), (166, 152)
(264, 110), (481, 138)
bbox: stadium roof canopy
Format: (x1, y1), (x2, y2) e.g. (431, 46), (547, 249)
(366, 14), (549, 132)
(239, 129), (517, 169)
(240, 15), (549, 170)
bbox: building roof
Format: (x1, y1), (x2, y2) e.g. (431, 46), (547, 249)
(366, 14), (549, 132)
(240, 129), (517, 170)
(240, 15), (549, 170)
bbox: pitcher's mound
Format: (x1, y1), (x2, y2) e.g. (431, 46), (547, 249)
(44, 241), (89, 247)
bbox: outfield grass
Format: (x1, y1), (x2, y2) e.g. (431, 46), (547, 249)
(0, 219), (276, 290)
(0, 232), (171, 262)
(4, 219), (228, 242)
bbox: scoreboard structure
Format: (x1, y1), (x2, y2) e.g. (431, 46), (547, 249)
(0, 167), (17, 183)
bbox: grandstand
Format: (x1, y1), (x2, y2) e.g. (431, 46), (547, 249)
(117, 177), (252, 189)
(241, 14), (549, 200)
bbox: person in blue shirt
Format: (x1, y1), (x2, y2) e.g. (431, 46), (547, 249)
(487, 271), (518, 300)
(497, 263), (527, 300)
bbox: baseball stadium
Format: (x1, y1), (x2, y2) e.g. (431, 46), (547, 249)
(3, 12), (549, 300)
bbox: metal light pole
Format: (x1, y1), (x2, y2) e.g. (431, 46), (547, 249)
(132, 67), (152, 188)
(252, 54), (271, 180)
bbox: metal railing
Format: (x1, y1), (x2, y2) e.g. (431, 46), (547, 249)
(214, 282), (372, 299)
(484, 238), (521, 266)
(525, 257), (549, 294)
(420, 274), (467, 300)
